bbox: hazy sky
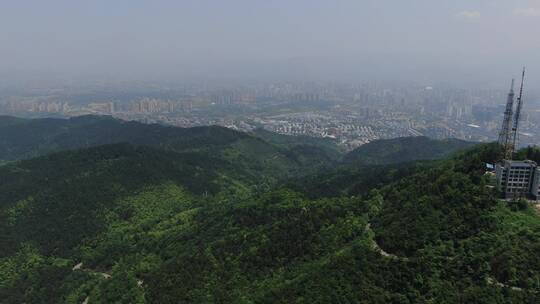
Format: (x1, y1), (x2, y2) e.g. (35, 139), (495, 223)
(1, 0), (539, 86)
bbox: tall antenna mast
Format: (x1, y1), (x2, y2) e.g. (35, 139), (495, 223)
(498, 78), (515, 159)
(511, 67), (526, 155)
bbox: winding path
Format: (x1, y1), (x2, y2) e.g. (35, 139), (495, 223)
(365, 223), (408, 261)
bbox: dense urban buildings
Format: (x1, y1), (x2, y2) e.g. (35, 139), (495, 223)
(1, 81), (538, 151)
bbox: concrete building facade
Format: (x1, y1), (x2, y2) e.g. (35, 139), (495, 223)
(496, 160), (540, 199)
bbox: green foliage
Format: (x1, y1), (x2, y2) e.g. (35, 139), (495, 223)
(0, 143), (248, 257)
(144, 190), (369, 303)
(372, 163), (498, 256)
(251, 128), (343, 165)
(515, 145), (540, 163)
(0, 244), (74, 303)
(1, 125), (539, 303)
(285, 160), (429, 198)
(0, 115), (339, 181)
(344, 136), (475, 165)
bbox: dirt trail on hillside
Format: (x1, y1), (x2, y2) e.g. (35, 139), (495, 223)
(365, 223), (408, 261)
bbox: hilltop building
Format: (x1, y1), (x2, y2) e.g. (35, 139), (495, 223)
(495, 160), (540, 199)
(494, 68), (535, 200)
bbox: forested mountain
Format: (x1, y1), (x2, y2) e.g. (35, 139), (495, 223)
(0, 115), (471, 168)
(286, 137), (475, 199)
(344, 136), (475, 165)
(0, 116), (341, 164)
(0, 115), (340, 181)
(1, 117), (539, 303)
(0, 115), (245, 161)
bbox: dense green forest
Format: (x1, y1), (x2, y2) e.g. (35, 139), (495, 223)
(0, 115), (338, 165)
(0, 115), (344, 184)
(1, 116), (539, 303)
(343, 136), (475, 165)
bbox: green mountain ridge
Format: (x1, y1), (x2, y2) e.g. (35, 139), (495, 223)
(0, 143), (241, 257)
(0, 115), (253, 160)
(0, 115), (343, 184)
(286, 136), (476, 199)
(344, 136), (476, 165)
(0, 117), (539, 303)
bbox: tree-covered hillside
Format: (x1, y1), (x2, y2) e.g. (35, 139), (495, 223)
(0, 115), (342, 181)
(0, 115), (341, 163)
(251, 128), (343, 164)
(344, 136), (475, 165)
(0, 143), (254, 258)
(1, 127), (539, 303)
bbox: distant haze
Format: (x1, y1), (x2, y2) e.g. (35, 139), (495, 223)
(1, 0), (539, 86)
